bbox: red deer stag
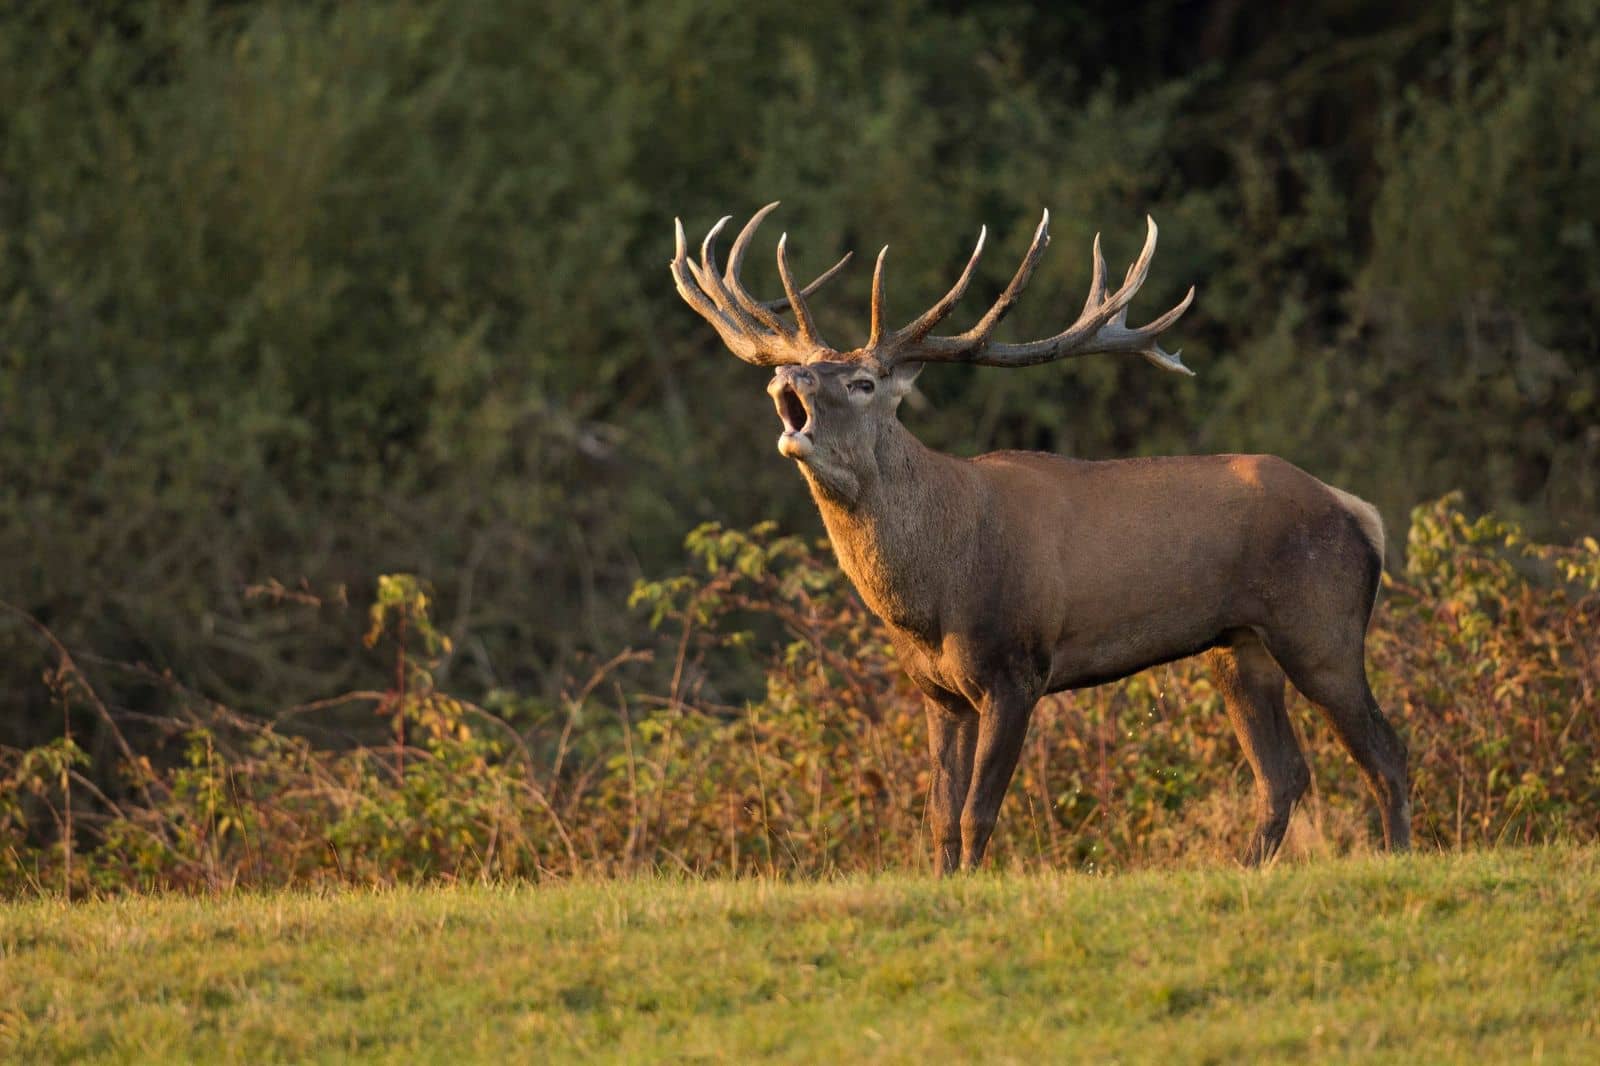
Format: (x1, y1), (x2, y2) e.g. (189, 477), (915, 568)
(669, 203), (1410, 873)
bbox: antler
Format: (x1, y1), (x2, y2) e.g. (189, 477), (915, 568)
(872, 212), (1196, 374)
(671, 205), (1194, 374)
(669, 202), (852, 367)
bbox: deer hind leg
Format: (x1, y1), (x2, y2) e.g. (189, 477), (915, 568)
(1207, 633), (1309, 866)
(922, 689), (979, 876)
(960, 681), (1036, 871)
(1269, 635), (1411, 852)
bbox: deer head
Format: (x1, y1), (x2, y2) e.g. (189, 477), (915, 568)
(670, 203), (1197, 492)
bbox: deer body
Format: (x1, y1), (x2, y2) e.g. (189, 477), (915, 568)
(811, 442), (1374, 696)
(672, 204), (1411, 872)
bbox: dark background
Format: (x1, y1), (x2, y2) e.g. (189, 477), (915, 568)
(2, 0), (1596, 747)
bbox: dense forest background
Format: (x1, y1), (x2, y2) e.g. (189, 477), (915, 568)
(2, 0), (1597, 751)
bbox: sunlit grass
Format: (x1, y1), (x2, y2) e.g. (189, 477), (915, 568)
(3, 846), (1596, 1062)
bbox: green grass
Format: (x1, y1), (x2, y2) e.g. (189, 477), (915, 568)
(3, 848), (1597, 1063)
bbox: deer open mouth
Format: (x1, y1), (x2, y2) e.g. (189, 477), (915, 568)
(774, 384), (815, 459)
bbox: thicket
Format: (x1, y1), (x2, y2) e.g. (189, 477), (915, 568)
(2, 0), (1597, 757)
(3, 497), (1596, 894)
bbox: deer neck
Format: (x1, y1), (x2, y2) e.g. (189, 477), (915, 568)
(800, 419), (971, 637)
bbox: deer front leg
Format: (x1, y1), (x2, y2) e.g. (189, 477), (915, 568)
(960, 685), (1036, 870)
(923, 691), (979, 876)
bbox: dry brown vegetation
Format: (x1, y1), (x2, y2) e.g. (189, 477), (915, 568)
(2, 495), (1595, 895)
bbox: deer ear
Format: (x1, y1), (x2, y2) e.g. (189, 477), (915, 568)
(886, 361), (924, 397)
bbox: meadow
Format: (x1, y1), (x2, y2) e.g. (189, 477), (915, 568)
(3, 846), (1597, 1062)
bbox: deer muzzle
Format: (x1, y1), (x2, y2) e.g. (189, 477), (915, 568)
(767, 369), (816, 460)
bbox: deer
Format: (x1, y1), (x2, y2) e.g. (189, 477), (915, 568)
(669, 202), (1410, 874)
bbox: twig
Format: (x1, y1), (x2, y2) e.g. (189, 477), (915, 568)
(1, 599), (168, 813)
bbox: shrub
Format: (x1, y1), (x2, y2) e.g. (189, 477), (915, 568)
(7, 0), (1597, 758)
(1, 495), (1596, 895)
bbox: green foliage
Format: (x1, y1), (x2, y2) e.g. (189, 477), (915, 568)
(2, 0), (1596, 745)
(1406, 492), (1600, 603)
(1351, 0), (1600, 525)
(2, 497), (1596, 895)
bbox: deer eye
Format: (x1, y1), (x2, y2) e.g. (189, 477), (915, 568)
(847, 379), (875, 395)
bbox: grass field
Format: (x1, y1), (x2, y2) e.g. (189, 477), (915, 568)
(2, 848), (1597, 1063)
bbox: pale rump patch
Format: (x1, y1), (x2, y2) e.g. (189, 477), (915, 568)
(1327, 485), (1385, 561)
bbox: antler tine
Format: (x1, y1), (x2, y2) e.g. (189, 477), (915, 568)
(867, 245), (890, 349)
(683, 255), (732, 323)
(721, 203), (788, 331)
(699, 215), (732, 270)
(1095, 215), (1160, 324)
(720, 202), (854, 321)
(879, 212), (1194, 373)
(671, 218), (740, 337)
(775, 232), (826, 347)
(671, 214), (821, 367)
(972, 215), (1191, 369)
(894, 226), (986, 343)
(759, 251), (853, 312)
(1137, 283), (1197, 336)
(1125, 284), (1197, 374)
(694, 215), (757, 326)
(1079, 231), (1107, 318)
(947, 209), (1051, 352)
(1025, 216), (1154, 348)
(726, 203), (779, 270)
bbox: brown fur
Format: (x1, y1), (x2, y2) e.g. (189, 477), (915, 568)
(770, 361), (1410, 873)
(671, 206), (1407, 873)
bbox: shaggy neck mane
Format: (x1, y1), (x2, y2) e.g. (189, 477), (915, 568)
(803, 419), (975, 640)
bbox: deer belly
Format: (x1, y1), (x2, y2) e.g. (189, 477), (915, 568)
(1046, 617), (1224, 692)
